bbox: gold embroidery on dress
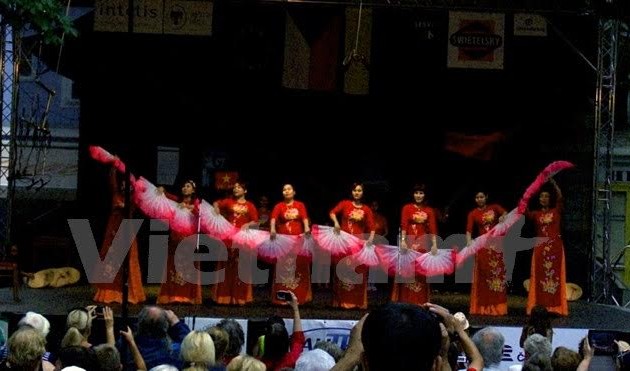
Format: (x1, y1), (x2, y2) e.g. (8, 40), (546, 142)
(230, 204), (249, 226)
(404, 281), (424, 292)
(339, 281), (355, 291)
(278, 257), (301, 290)
(284, 208), (299, 220)
(170, 270), (186, 286)
(349, 209), (364, 222)
(487, 277), (504, 292)
(482, 210), (496, 224)
(539, 240), (559, 294)
(412, 211), (428, 224)
(539, 212), (553, 235)
(485, 251), (506, 292)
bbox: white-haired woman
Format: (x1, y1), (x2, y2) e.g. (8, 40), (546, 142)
(180, 330), (216, 371)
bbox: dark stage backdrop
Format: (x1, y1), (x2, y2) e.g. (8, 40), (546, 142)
(73, 5), (596, 292)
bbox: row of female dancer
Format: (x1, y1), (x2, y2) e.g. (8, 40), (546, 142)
(92, 160), (568, 316)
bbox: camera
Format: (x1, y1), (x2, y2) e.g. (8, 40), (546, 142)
(588, 330), (618, 356)
(276, 291), (292, 301)
(95, 306), (105, 316)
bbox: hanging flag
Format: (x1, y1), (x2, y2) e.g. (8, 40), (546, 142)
(343, 7), (372, 95)
(282, 8), (343, 91)
(282, 10), (309, 90)
(444, 131), (505, 160)
(447, 12), (505, 70)
(215, 171), (238, 190)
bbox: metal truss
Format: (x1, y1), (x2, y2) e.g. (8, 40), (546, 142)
(591, 18), (619, 305)
(0, 22), (18, 247)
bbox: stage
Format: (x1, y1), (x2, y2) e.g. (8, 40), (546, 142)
(1, 283), (629, 332)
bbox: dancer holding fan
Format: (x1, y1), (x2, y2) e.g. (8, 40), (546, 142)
(88, 145), (576, 312)
(93, 160), (146, 304)
(329, 182), (375, 309)
(269, 184), (312, 305)
(525, 179), (568, 316)
(466, 190), (508, 316)
(392, 184), (437, 305)
(156, 180), (203, 304)
(211, 181), (259, 305)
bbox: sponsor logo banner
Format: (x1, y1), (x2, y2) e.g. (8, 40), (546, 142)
(448, 11), (504, 69)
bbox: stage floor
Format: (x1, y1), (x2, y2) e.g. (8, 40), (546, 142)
(0, 283), (628, 331)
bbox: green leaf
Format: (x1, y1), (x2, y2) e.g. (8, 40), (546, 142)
(0, 0), (77, 45)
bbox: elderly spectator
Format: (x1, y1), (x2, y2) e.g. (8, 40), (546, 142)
(523, 334), (552, 360)
(0, 312), (54, 365)
(217, 319), (245, 365)
(551, 346), (581, 371)
(123, 306), (190, 370)
(93, 344), (121, 371)
(295, 349), (335, 371)
(18, 311), (50, 336)
(313, 341), (343, 363)
(0, 327), (49, 371)
(472, 327), (505, 371)
(149, 365), (178, 371)
(181, 330), (216, 371)
(226, 355), (266, 371)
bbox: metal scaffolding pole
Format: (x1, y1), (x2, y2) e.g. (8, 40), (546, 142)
(591, 18), (619, 305)
(0, 22), (18, 248)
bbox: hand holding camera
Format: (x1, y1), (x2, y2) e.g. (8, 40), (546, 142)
(276, 290), (292, 302)
(85, 305), (99, 321)
(425, 302), (456, 334)
(96, 306), (106, 316)
(276, 290), (298, 311)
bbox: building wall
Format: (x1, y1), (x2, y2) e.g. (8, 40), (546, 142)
(15, 55), (80, 197)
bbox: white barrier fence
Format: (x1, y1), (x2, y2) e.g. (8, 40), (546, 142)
(185, 316), (589, 370)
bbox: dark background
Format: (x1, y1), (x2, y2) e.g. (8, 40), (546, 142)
(31, 4), (602, 292)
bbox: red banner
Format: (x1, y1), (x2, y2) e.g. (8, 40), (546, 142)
(444, 132), (505, 161)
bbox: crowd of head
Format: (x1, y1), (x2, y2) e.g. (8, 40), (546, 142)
(0, 301), (628, 371)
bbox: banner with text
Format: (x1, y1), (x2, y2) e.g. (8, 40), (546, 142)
(513, 13), (547, 37)
(94, 0), (212, 35)
(448, 12), (504, 69)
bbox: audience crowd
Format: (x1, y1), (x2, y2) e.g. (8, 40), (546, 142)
(0, 298), (625, 371)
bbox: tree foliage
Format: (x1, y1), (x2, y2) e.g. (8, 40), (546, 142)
(0, 0), (77, 45)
